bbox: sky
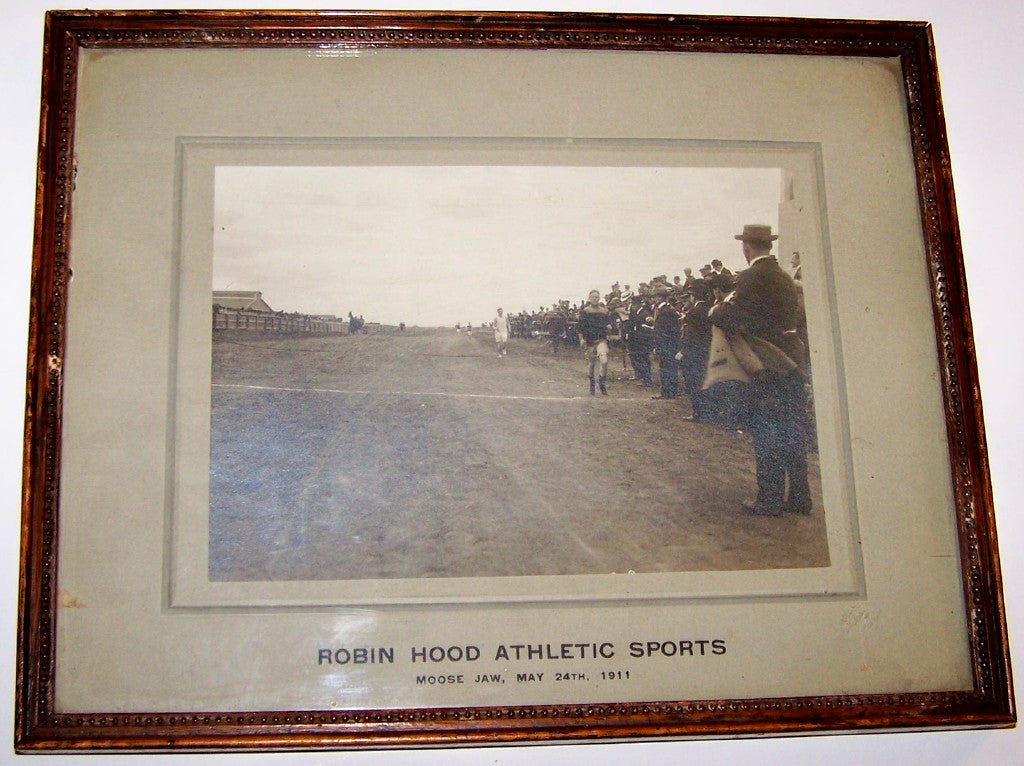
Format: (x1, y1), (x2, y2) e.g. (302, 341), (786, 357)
(213, 164), (781, 326)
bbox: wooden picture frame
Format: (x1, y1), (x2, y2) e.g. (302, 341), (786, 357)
(16, 9), (1014, 751)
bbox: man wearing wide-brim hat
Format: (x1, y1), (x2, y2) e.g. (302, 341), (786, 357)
(710, 223), (811, 517)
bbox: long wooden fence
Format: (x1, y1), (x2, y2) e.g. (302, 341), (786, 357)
(213, 307), (348, 334)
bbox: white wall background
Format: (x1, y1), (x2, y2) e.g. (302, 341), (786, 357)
(2, 1), (1020, 764)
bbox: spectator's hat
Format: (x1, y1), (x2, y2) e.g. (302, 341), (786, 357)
(734, 223), (779, 243)
(651, 284), (671, 297)
(699, 264), (712, 274)
(689, 280), (713, 300)
(709, 273), (735, 293)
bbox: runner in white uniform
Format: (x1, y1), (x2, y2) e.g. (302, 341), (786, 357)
(493, 307), (510, 357)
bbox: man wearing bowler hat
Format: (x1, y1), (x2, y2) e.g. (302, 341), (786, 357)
(711, 224), (811, 517)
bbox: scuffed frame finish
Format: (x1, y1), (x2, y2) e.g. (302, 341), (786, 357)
(16, 10), (1014, 751)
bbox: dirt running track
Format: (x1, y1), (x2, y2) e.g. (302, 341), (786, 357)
(209, 327), (828, 581)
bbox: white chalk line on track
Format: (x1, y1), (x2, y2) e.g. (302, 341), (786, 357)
(212, 382), (647, 403)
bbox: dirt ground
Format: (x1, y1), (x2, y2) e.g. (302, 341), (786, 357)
(209, 327), (828, 581)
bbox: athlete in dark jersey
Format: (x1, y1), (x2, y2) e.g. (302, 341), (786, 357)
(578, 289), (613, 395)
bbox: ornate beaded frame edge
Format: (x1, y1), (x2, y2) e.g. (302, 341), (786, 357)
(16, 9), (1015, 751)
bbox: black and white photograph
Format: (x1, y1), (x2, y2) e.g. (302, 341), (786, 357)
(208, 162), (829, 581)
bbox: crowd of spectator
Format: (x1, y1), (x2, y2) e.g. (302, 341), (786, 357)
(502, 253), (810, 437)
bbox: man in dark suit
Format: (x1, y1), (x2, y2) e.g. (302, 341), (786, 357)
(625, 292), (654, 387)
(679, 287), (714, 419)
(711, 224), (811, 517)
(651, 284), (681, 399)
(711, 259), (733, 280)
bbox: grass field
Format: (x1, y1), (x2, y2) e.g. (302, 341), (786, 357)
(209, 327), (828, 581)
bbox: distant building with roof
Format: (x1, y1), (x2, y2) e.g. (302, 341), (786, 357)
(211, 290), (347, 333)
(212, 290), (274, 312)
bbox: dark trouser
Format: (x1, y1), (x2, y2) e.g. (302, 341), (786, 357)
(688, 388), (711, 420)
(630, 350), (652, 385)
(680, 350), (708, 416)
(703, 381), (752, 426)
(749, 373), (811, 511)
(657, 348), (678, 398)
